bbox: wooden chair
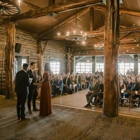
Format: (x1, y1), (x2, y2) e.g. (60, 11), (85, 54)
(120, 90), (130, 108)
(129, 91), (140, 109)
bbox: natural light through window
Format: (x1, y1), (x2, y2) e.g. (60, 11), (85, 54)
(50, 61), (60, 74)
(118, 62), (134, 75)
(96, 62), (104, 72)
(76, 62), (92, 73)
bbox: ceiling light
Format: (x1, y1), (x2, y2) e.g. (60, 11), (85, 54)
(57, 32), (61, 36)
(65, 9), (86, 42)
(82, 41), (85, 45)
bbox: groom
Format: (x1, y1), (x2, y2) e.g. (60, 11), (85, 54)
(15, 63), (30, 120)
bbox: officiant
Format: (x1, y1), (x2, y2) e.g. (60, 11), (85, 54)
(27, 62), (39, 114)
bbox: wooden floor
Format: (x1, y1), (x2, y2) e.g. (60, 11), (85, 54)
(52, 89), (140, 118)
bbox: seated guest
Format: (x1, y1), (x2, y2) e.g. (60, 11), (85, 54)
(81, 74), (86, 90)
(86, 74), (91, 89)
(132, 77), (140, 106)
(55, 76), (63, 96)
(124, 77), (133, 98)
(70, 74), (77, 93)
(95, 77), (104, 108)
(63, 74), (71, 95)
(75, 73), (81, 91)
(119, 78), (126, 98)
(50, 76), (57, 97)
(84, 76), (100, 108)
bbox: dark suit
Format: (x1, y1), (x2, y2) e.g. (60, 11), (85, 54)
(86, 82), (100, 104)
(27, 69), (38, 110)
(15, 70), (30, 119)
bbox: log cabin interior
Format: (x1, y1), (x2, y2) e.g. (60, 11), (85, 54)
(1, 0), (140, 139)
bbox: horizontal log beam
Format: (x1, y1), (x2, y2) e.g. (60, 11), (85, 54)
(40, 7), (89, 38)
(93, 4), (140, 17)
(4, 0), (102, 22)
(22, 1), (40, 10)
(73, 50), (140, 56)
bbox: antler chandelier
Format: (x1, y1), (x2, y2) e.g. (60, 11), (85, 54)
(66, 30), (87, 42)
(65, 9), (87, 43)
(0, 0), (20, 16)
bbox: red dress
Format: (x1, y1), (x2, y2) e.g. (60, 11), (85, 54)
(40, 72), (52, 116)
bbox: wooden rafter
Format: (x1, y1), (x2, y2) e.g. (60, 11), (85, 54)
(40, 7), (90, 38)
(90, 7), (94, 31)
(3, 0), (102, 22)
(93, 4), (140, 17)
(22, 1), (40, 10)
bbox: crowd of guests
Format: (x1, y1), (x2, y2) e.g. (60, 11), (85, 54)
(49, 69), (140, 108)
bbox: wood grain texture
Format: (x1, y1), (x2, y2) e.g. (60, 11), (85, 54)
(5, 23), (15, 99)
(103, 0), (120, 117)
(0, 96), (140, 140)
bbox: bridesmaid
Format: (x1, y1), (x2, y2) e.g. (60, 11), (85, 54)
(40, 63), (52, 116)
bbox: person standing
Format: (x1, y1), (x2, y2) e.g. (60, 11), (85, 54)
(27, 62), (39, 114)
(15, 63), (30, 120)
(40, 63), (52, 116)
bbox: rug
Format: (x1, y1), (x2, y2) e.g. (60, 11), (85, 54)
(0, 96), (140, 140)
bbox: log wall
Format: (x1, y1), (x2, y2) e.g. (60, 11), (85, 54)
(0, 26), (67, 92)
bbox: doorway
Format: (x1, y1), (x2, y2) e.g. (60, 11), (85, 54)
(15, 56), (29, 76)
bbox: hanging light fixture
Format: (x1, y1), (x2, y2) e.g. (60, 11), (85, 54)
(66, 9), (87, 43)
(0, 0), (21, 16)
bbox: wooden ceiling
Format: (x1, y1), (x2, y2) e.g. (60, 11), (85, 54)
(1, 0), (140, 55)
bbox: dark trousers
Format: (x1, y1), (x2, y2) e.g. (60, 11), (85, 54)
(86, 92), (97, 104)
(27, 87), (38, 110)
(17, 92), (28, 118)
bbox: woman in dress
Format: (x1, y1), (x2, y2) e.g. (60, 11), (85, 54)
(40, 63), (52, 116)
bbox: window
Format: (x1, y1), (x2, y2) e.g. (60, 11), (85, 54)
(21, 58), (28, 66)
(138, 63), (140, 74)
(50, 61), (60, 74)
(118, 62), (134, 75)
(76, 62), (92, 73)
(96, 62), (104, 72)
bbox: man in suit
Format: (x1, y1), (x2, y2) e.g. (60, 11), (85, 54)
(27, 62), (39, 114)
(84, 76), (100, 108)
(15, 63), (30, 120)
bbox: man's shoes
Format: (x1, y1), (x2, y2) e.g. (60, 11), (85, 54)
(87, 104), (91, 108)
(21, 117), (29, 121)
(84, 104), (91, 108)
(18, 117), (21, 120)
(28, 110), (32, 114)
(84, 104), (89, 108)
(33, 108), (39, 111)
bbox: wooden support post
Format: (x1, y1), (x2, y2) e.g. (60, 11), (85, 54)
(67, 48), (71, 73)
(103, 0), (120, 117)
(92, 56), (96, 73)
(134, 55), (138, 75)
(5, 23), (16, 99)
(90, 7), (94, 31)
(38, 41), (48, 77)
